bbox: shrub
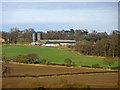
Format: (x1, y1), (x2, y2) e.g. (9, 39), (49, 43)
(13, 53), (40, 64)
(40, 59), (46, 64)
(13, 54), (23, 63)
(64, 58), (73, 66)
(92, 64), (100, 68)
(2, 53), (9, 62)
(22, 53), (39, 64)
(34, 60), (41, 64)
(47, 61), (51, 65)
(103, 58), (115, 69)
(72, 62), (76, 66)
(82, 65), (91, 68)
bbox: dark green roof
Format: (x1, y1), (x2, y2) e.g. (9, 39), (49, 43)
(45, 40), (76, 44)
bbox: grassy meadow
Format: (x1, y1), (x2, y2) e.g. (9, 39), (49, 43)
(2, 44), (118, 68)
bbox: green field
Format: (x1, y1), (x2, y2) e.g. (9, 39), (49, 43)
(2, 45), (118, 68)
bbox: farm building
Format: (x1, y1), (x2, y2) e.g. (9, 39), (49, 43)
(32, 32), (76, 46)
(44, 40), (76, 46)
(0, 38), (5, 43)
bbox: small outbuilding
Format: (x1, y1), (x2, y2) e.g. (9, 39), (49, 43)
(0, 38), (5, 43)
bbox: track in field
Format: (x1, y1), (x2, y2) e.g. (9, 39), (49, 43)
(4, 70), (119, 78)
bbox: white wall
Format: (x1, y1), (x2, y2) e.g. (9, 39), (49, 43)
(45, 44), (59, 47)
(45, 43), (75, 46)
(60, 43), (75, 46)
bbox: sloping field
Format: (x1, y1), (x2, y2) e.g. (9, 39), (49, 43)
(2, 45), (118, 68)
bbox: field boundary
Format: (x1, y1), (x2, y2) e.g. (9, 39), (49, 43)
(6, 61), (118, 71)
(3, 70), (119, 78)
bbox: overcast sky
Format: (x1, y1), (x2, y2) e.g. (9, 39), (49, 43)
(2, 2), (118, 33)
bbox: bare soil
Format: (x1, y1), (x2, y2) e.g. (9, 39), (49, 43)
(3, 62), (113, 76)
(2, 62), (119, 88)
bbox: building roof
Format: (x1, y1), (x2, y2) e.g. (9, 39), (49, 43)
(45, 40), (76, 44)
(0, 38), (5, 43)
(48, 40), (76, 42)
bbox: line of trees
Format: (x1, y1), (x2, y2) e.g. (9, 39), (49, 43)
(74, 30), (120, 58)
(2, 53), (116, 69)
(2, 28), (34, 44)
(2, 53), (75, 66)
(2, 28), (109, 44)
(41, 29), (109, 41)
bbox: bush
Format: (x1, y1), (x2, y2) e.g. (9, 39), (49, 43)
(15, 53), (39, 64)
(92, 64), (100, 68)
(103, 58), (115, 69)
(34, 60), (41, 64)
(72, 62), (76, 66)
(2, 53), (9, 62)
(111, 66), (120, 70)
(13, 54), (23, 62)
(46, 61), (51, 65)
(40, 59), (46, 64)
(64, 58), (73, 66)
(82, 65), (91, 68)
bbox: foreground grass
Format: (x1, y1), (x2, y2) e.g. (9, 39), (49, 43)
(3, 73), (118, 88)
(2, 44), (118, 68)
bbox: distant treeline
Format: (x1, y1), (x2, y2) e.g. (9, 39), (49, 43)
(1, 27), (115, 43)
(2, 28), (34, 44)
(1, 28), (120, 58)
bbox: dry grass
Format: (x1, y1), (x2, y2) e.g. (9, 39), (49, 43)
(2, 73), (118, 88)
